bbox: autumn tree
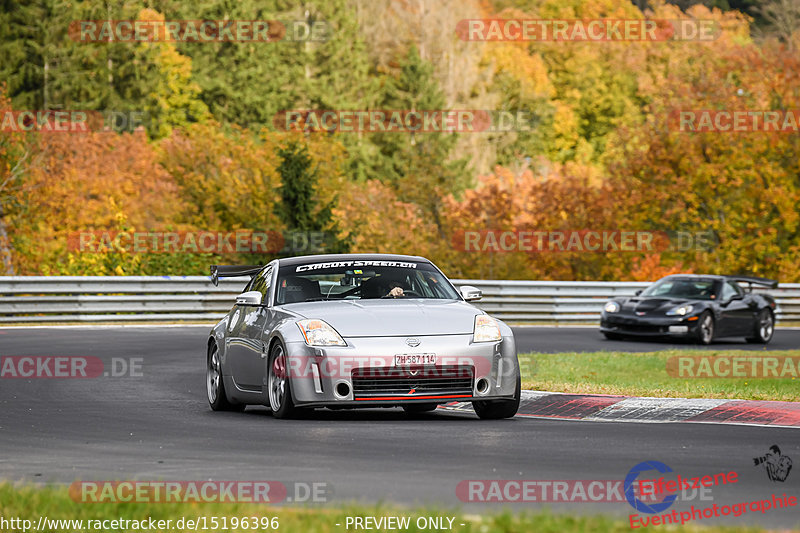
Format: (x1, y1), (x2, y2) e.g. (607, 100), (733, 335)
(275, 138), (348, 254)
(0, 83), (35, 274)
(10, 130), (190, 275)
(372, 45), (469, 233)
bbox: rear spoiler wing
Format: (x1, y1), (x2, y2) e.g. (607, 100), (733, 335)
(210, 265), (264, 287)
(725, 276), (778, 291)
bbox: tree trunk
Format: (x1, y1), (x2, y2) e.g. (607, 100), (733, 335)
(0, 205), (15, 275)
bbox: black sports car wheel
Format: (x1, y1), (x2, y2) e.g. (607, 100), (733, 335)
(207, 343), (245, 412)
(696, 311), (715, 345)
(746, 309), (774, 344)
(267, 342), (299, 419)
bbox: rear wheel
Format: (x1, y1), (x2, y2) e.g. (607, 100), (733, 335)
(696, 311), (715, 345)
(402, 403), (439, 414)
(267, 342), (299, 419)
(472, 373), (520, 420)
(746, 309), (774, 344)
(207, 343), (245, 412)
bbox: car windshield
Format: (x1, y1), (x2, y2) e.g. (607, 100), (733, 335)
(275, 260), (460, 304)
(640, 278), (718, 300)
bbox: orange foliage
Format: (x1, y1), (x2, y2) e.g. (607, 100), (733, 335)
(11, 131), (185, 274)
(627, 254), (686, 282)
(333, 179), (438, 258)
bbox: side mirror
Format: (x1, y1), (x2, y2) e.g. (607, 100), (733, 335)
(634, 290), (642, 296)
(236, 290), (263, 306)
(459, 285), (482, 302)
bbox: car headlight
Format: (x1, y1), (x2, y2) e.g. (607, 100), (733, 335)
(296, 319), (346, 346)
(666, 304), (694, 316)
(473, 315), (501, 342)
(604, 301), (620, 313)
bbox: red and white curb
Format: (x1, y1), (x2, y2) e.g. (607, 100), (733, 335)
(441, 391), (800, 428)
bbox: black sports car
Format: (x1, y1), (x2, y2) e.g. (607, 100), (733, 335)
(600, 275), (777, 345)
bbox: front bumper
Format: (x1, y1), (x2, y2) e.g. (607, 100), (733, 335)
(282, 334), (519, 407)
(600, 313), (700, 337)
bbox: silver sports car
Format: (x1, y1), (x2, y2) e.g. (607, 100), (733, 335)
(206, 254), (520, 419)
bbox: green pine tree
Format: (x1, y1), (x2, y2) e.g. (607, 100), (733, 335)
(373, 45), (469, 231)
(275, 140), (348, 254)
(167, 0), (303, 131)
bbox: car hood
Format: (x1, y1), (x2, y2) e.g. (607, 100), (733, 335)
(620, 297), (695, 315)
(281, 299), (480, 336)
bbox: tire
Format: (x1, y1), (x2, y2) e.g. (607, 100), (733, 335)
(472, 372), (521, 420)
(267, 342), (299, 419)
(603, 332), (624, 340)
(695, 311), (715, 345)
(746, 309), (774, 344)
(207, 342), (245, 412)
(402, 403), (439, 414)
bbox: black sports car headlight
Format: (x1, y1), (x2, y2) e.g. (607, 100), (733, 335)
(604, 301), (620, 313)
(666, 304), (694, 316)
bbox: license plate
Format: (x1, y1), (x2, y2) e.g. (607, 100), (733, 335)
(668, 326), (688, 333)
(394, 353), (436, 366)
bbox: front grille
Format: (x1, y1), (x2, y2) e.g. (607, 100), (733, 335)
(604, 316), (667, 334)
(618, 324), (666, 334)
(351, 365), (474, 399)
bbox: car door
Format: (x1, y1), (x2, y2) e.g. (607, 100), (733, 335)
(718, 281), (750, 336)
(227, 266), (274, 390)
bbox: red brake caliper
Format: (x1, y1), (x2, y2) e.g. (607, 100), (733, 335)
(273, 355), (286, 379)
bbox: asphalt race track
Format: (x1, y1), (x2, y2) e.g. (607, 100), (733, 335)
(0, 326), (798, 528)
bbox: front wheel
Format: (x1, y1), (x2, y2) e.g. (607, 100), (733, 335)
(695, 311), (715, 345)
(267, 342), (299, 419)
(472, 373), (520, 420)
(207, 343), (245, 412)
(746, 309), (774, 344)
(603, 332), (624, 340)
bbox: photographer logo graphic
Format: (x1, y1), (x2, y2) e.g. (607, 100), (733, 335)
(624, 461), (678, 514)
(754, 445), (792, 482)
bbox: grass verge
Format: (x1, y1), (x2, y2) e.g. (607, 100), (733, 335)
(518, 350), (800, 401)
(0, 483), (768, 533)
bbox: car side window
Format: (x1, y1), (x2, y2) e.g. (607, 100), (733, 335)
(721, 282), (740, 301)
(249, 267), (273, 301)
(652, 281), (673, 296)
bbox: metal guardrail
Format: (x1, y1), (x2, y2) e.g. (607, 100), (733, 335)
(0, 276), (798, 324)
